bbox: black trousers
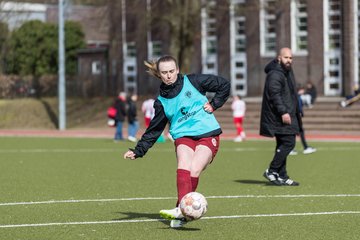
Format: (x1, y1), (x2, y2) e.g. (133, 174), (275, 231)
(269, 134), (296, 179)
(299, 129), (309, 149)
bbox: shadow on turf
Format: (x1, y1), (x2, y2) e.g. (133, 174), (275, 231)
(113, 212), (200, 231)
(234, 179), (279, 186)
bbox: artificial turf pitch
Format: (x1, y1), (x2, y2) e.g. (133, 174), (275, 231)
(0, 137), (359, 240)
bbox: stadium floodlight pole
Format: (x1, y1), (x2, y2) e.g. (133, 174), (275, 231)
(58, 0), (66, 130)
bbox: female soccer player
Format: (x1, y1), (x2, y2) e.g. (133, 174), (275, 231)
(123, 55), (230, 228)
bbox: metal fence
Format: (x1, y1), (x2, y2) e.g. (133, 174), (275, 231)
(0, 75), (109, 98)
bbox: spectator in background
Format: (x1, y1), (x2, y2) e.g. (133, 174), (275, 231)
(340, 84), (360, 108)
(290, 89), (317, 155)
(231, 95), (246, 142)
(114, 91), (127, 141)
(306, 81), (317, 105)
(127, 93), (139, 142)
(141, 97), (170, 143)
(141, 98), (155, 128)
(300, 81), (317, 108)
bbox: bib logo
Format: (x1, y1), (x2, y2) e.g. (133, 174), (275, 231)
(180, 107), (188, 115)
(185, 91), (192, 98)
(212, 138), (217, 147)
(178, 106), (198, 123)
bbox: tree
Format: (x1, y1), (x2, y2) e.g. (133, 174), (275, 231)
(64, 21), (86, 75)
(5, 20), (56, 76)
(153, 0), (202, 72)
(4, 19), (85, 76)
(0, 21), (9, 73)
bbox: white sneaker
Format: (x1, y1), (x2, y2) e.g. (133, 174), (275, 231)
(289, 149), (298, 156)
(240, 132), (246, 139)
(303, 147), (317, 154)
(159, 207), (184, 220)
(170, 219), (187, 228)
(340, 100), (347, 108)
(234, 136), (243, 142)
(127, 136), (137, 142)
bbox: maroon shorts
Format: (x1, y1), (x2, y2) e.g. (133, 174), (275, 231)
(174, 136), (220, 159)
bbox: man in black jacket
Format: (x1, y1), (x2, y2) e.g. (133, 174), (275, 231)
(260, 47), (302, 186)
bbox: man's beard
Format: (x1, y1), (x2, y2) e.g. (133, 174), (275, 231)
(280, 61), (292, 71)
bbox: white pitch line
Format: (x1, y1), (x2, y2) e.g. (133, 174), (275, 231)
(0, 146), (360, 154)
(1, 194), (360, 207)
(0, 197), (175, 206)
(206, 194), (360, 199)
(202, 211), (360, 219)
(0, 149), (119, 153)
(0, 211), (359, 229)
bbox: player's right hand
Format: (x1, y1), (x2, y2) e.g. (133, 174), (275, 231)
(281, 113), (291, 125)
(123, 150), (136, 160)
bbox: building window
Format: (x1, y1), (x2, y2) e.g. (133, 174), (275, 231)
(327, 0), (341, 50)
(291, 0), (308, 54)
(148, 40), (162, 60)
(91, 61), (101, 75)
(230, 0), (247, 96)
(260, 0), (276, 56)
(235, 18), (246, 53)
(126, 42), (136, 57)
(123, 41), (137, 93)
(201, 0), (218, 74)
(152, 41), (162, 58)
(207, 39), (217, 54)
(323, 0), (342, 96)
(205, 1), (217, 55)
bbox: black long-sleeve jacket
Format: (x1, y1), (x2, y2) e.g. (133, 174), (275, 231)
(131, 73), (230, 158)
(260, 59), (302, 137)
(127, 98), (137, 124)
(113, 97), (126, 122)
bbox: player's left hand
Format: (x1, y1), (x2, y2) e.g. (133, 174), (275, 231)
(203, 102), (214, 113)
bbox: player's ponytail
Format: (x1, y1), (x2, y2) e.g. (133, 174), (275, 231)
(144, 60), (161, 79)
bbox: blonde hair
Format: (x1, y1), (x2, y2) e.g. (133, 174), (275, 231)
(144, 60), (161, 79)
(144, 55), (178, 79)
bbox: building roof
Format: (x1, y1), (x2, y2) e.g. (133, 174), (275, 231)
(0, 1), (109, 44)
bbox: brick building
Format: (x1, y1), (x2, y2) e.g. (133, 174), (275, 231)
(111, 0), (359, 98)
(2, 0), (359, 97)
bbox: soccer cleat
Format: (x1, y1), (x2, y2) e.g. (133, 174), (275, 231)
(303, 147), (317, 154)
(170, 219), (188, 228)
(159, 207), (184, 220)
(263, 169), (281, 185)
(289, 149), (298, 155)
(278, 177), (300, 186)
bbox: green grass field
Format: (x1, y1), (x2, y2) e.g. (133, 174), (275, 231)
(0, 137), (359, 240)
